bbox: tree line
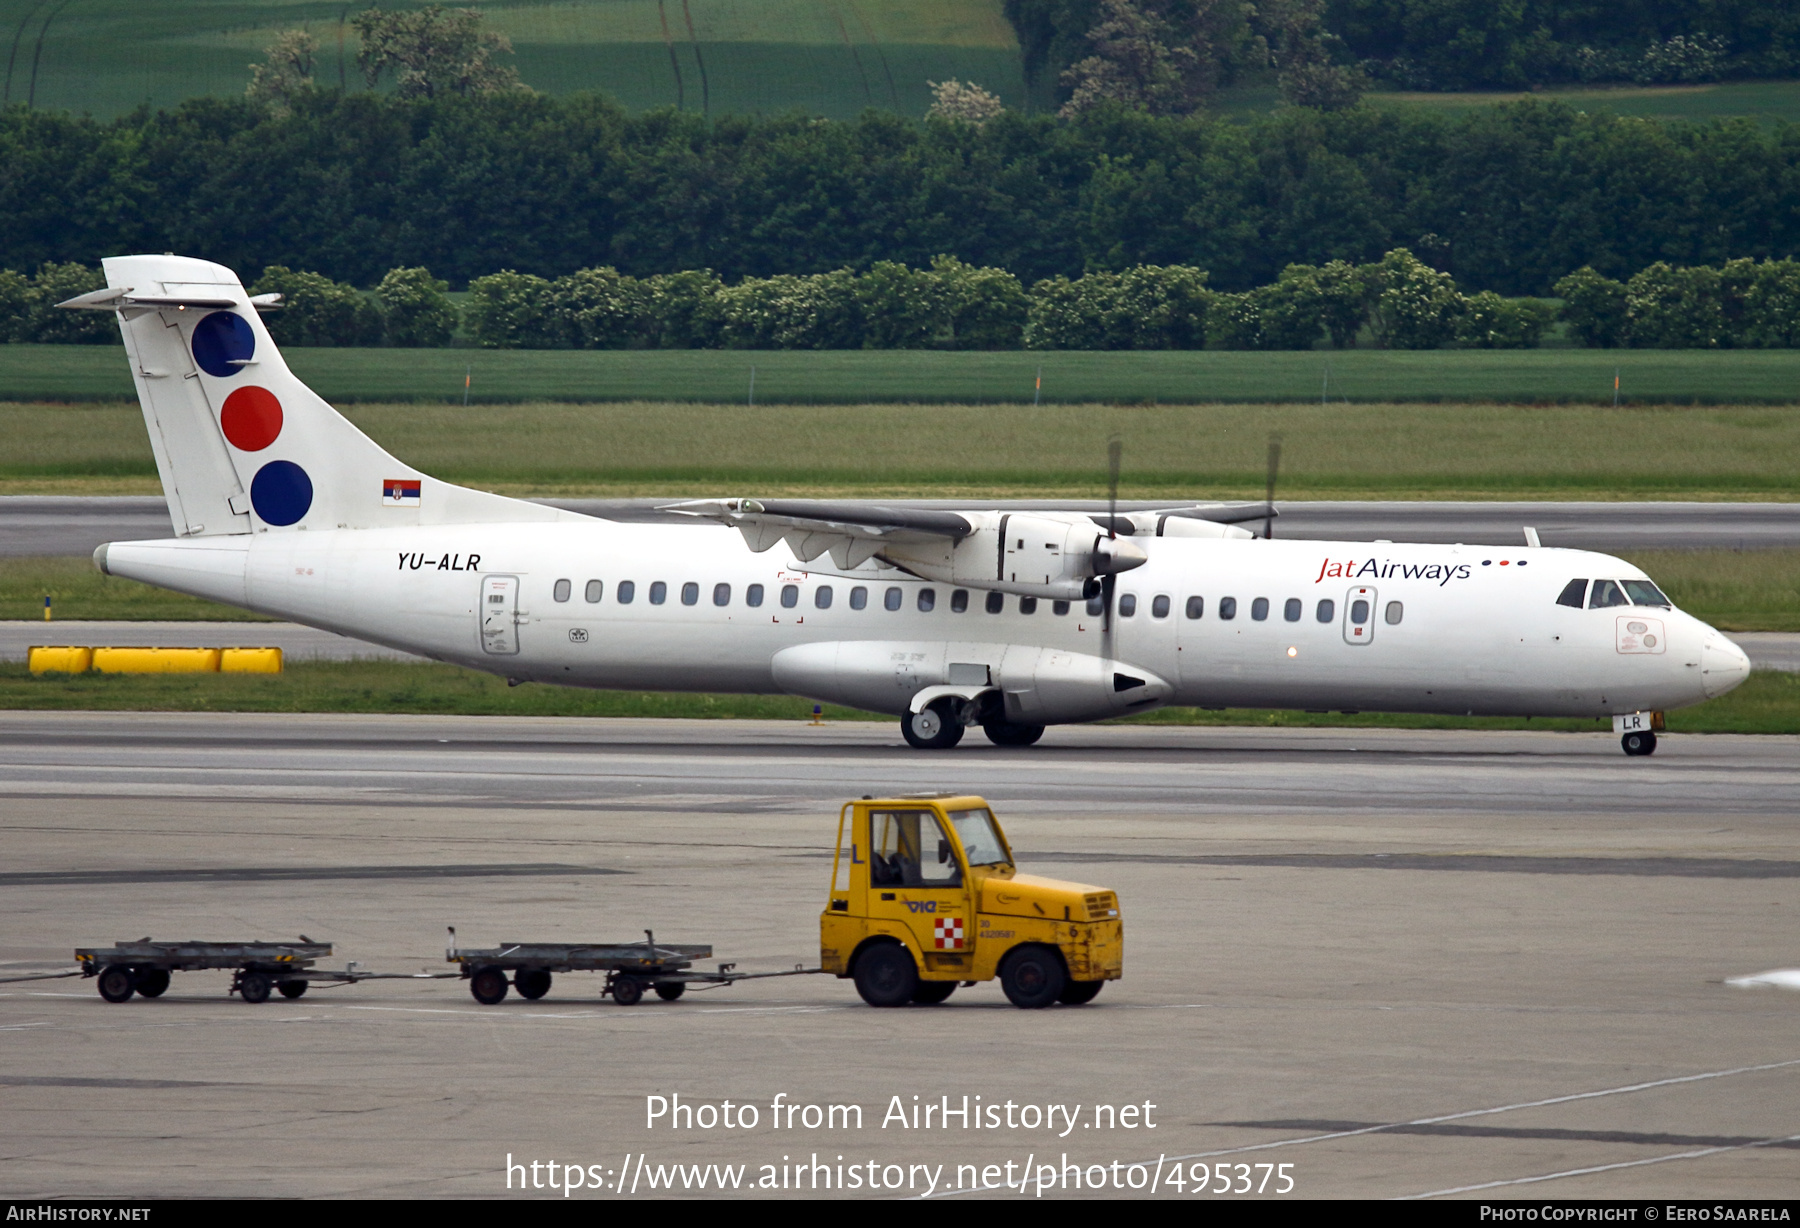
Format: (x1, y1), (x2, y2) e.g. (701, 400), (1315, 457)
(14, 250), (1798, 351)
(4, 93), (1799, 300)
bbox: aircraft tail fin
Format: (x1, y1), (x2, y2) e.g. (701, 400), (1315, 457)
(66, 254), (563, 537)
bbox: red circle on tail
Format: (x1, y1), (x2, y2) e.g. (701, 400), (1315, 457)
(220, 386), (283, 451)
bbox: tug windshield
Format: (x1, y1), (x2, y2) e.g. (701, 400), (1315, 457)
(946, 808), (1011, 867)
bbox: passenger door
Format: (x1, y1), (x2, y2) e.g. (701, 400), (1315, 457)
(480, 574), (520, 655)
(865, 809), (973, 975)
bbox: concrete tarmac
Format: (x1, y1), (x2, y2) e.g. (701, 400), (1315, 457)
(1, 712), (1798, 1200)
(6, 495), (1800, 557)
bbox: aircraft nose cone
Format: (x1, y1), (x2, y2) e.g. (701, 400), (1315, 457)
(1702, 634), (1752, 698)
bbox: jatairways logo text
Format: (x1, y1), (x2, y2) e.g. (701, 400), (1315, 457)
(1315, 558), (1473, 587)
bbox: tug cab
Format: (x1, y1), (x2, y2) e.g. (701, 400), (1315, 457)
(820, 794), (1123, 1008)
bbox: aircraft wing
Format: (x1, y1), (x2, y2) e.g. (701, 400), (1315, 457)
(662, 498), (972, 568)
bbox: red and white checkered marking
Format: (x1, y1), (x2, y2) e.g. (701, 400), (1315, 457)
(933, 917), (965, 950)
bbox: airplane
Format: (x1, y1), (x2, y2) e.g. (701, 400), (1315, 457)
(62, 254), (1751, 757)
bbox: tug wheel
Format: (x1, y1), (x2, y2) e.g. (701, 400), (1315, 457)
(999, 945), (1066, 1010)
(1057, 979), (1104, 1005)
(911, 980), (956, 1004)
(852, 943), (918, 1007)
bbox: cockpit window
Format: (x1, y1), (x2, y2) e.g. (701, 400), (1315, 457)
(1622, 580), (1671, 608)
(1556, 579), (1587, 608)
(1588, 579), (1628, 608)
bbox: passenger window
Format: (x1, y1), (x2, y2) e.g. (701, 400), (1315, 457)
(1622, 580), (1671, 608)
(746, 584), (764, 608)
(1219, 597), (1237, 620)
(713, 583), (730, 607)
(1251, 597), (1269, 621)
(617, 580), (635, 604)
(780, 584), (799, 608)
(1020, 596), (1038, 614)
(815, 585), (833, 609)
(1316, 599), (1334, 623)
(1556, 579), (1587, 608)
(1052, 600), (1069, 615)
(918, 588), (936, 612)
(1151, 594), (1170, 618)
(681, 582), (699, 606)
(1185, 596), (1203, 619)
(849, 586), (868, 610)
(553, 579), (571, 603)
(649, 581), (667, 605)
(1119, 593), (1137, 617)
(951, 589), (969, 613)
(585, 580), (603, 604)
(1350, 598), (1370, 623)
(1589, 580), (1628, 609)
(986, 592), (1004, 614)
(884, 587), (902, 611)
(1284, 598), (1301, 622)
(1385, 601), (1403, 625)
(868, 810), (960, 889)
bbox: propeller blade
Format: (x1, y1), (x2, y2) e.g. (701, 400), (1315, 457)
(1263, 433), (1283, 541)
(1107, 435), (1122, 540)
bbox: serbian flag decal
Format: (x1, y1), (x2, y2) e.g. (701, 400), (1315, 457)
(383, 478), (422, 507)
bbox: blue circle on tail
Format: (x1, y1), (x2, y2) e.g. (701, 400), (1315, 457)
(191, 311), (255, 378)
(251, 460), (312, 526)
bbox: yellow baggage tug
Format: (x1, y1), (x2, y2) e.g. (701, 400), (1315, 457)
(821, 794), (1122, 1008)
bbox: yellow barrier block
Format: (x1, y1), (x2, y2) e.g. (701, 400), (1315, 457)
(28, 646), (93, 674)
(220, 647), (283, 673)
(91, 647), (222, 674)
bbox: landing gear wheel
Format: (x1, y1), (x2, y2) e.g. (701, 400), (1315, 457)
(134, 968), (170, 998)
(911, 980), (956, 1004)
(238, 972), (272, 1004)
(999, 945), (1066, 1010)
(515, 969), (552, 1000)
(611, 976), (645, 1006)
(277, 980), (308, 1000)
(97, 965), (135, 1003)
(1622, 730), (1657, 757)
(983, 721), (1045, 747)
(470, 966), (509, 1005)
(1057, 979), (1104, 1005)
(653, 982), (686, 1002)
(853, 943), (919, 1007)
(901, 701), (964, 750)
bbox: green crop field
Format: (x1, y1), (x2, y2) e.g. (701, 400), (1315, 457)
(5, 394), (1799, 500)
(7, 344), (1800, 408)
(1365, 79), (1800, 126)
(0, 0), (1022, 120)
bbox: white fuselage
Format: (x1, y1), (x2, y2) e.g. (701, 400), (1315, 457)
(101, 518), (1747, 722)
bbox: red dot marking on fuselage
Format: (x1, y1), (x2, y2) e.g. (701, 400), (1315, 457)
(221, 386), (283, 451)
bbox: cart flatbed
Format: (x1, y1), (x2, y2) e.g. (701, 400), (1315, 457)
(446, 928), (818, 1005)
(75, 939), (453, 1003)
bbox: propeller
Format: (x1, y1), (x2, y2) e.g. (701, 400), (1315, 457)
(1262, 432), (1283, 541)
(1101, 435), (1121, 660)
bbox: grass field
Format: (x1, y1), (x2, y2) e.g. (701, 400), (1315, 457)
(0, 0), (1022, 120)
(7, 548), (1797, 629)
(3, 659), (1793, 732)
(6, 397), (1799, 501)
(7, 344), (1800, 407)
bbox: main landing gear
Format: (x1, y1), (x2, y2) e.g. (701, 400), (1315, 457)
(899, 700), (1045, 749)
(1621, 730), (1657, 757)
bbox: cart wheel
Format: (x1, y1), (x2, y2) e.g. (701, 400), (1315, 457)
(911, 980), (956, 1004)
(134, 968), (171, 998)
(999, 945), (1065, 1009)
(852, 942), (918, 1007)
(277, 980), (308, 1000)
(1057, 979), (1104, 1005)
(238, 972), (272, 1004)
(515, 969), (552, 1000)
(611, 976), (645, 1006)
(653, 981), (685, 1002)
(470, 967), (509, 1005)
(97, 964), (136, 1003)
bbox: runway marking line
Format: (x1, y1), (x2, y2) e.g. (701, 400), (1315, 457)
(921, 1057), (1800, 1199)
(1401, 1130), (1800, 1199)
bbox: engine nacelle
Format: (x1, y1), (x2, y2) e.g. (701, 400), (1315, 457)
(882, 513), (1146, 600)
